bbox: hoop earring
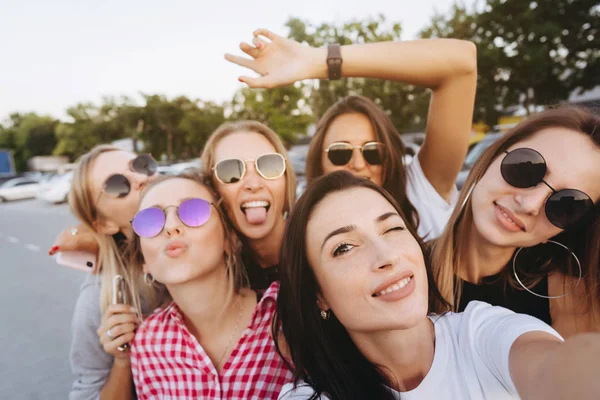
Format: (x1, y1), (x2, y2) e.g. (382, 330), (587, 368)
(143, 273), (155, 285)
(320, 309), (331, 320)
(512, 240), (582, 299)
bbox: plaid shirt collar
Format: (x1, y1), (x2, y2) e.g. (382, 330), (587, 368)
(163, 281), (279, 330)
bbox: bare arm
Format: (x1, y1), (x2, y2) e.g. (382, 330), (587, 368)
(225, 29), (477, 200)
(100, 359), (135, 400)
(549, 273), (600, 338)
(510, 331), (600, 400)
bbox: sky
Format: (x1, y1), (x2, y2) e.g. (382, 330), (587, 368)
(0, 0), (457, 121)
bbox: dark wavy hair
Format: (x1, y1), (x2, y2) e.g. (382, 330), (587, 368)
(273, 171), (449, 400)
(305, 95), (420, 233)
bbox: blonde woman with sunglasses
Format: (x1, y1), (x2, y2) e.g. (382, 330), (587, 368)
(225, 28), (477, 240)
(201, 121), (296, 291)
(60, 145), (163, 400)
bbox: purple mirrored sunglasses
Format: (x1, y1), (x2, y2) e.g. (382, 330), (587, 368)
(132, 198), (214, 238)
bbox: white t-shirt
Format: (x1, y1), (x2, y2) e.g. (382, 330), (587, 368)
(405, 153), (459, 240)
(278, 301), (563, 400)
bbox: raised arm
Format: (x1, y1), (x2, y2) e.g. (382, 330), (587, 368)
(225, 29), (477, 200)
(510, 331), (600, 400)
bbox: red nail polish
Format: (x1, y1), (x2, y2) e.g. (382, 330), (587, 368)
(49, 245), (59, 255)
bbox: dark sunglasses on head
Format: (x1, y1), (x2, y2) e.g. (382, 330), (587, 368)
(100, 154), (158, 200)
(500, 148), (594, 229)
(324, 141), (386, 166)
(132, 198), (213, 238)
(213, 153), (286, 184)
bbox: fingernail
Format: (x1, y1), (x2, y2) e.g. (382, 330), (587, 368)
(49, 246), (59, 255)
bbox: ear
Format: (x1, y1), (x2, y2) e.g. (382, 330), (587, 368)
(93, 218), (120, 236)
(142, 263), (148, 274)
(316, 292), (330, 312)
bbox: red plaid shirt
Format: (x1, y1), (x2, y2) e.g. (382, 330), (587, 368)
(131, 282), (293, 399)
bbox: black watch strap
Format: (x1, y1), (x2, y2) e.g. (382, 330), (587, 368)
(327, 44), (343, 80)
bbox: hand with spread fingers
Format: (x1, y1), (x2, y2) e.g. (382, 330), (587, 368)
(97, 304), (140, 363)
(224, 28), (325, 88)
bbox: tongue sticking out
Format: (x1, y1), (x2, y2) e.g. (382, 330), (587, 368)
(244, 207), (268, 225)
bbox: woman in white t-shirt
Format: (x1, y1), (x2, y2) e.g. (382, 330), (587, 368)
(225, 28), (477, 239)
(273, 171), (600, 400)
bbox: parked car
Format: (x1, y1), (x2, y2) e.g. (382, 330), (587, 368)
(455, 132), (504, 190)
(288, 144), (309, 176)
(158, 159), (202, 176)
(0, 177), (41, 202)
(37, 171), (73, 204)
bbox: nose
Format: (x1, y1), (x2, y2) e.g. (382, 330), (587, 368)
(514, 184), (552, 217)
(130, 172), (150, 192)
(164, 209), (183, 237)
(243, 162), (264, 192)
(349, 148), (367, 172)
(370, 236), (401, 271)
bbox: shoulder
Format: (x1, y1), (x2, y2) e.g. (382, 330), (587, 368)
(72, 274), (102, 328)
(436, 301), (563, 345)
(135, 301), (175, 337)
(262, 280), (280, 302)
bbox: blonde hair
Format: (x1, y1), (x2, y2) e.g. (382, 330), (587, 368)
(68, 145), (159, 316)
(201, 120), (296, 215)
(432, 106), (600, 320)
(126, 171), (248, 311)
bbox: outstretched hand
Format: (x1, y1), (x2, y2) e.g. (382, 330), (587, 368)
(225, 29), (322, 88)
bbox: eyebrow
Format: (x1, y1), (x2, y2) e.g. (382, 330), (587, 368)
(321, 225), (356, 251)
(320, 212), (402, 250)
(377, 212), (400, 222)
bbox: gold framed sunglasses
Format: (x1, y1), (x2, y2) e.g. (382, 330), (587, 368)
(324, 142), (386, 166)
(212, 153), (287, 184)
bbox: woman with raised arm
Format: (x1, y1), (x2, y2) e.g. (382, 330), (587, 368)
(226, 29), (477, 239)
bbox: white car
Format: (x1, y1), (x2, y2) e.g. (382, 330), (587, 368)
(0, 177), (41, 202)
(37, 172), (73, 204)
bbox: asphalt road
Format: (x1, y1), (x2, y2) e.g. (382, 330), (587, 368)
(0, 199), (82, 399)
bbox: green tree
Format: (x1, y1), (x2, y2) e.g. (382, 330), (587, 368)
(285, 15), (431, 132)
(422, 0), (599, 125)
(54, 101), (128, 160)
(228, 85), (311, 146)
(0, 113), (58, 171)
(178, 101), (226, 157)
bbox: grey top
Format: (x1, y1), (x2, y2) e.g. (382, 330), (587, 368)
(69, 273), (113, 400)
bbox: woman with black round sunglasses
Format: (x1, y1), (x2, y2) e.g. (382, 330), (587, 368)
(60, 145), (164, 400)
(225, 28), (477, 240)
(431, 106), (600, 337)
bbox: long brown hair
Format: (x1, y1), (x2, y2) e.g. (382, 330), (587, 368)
(126, 171), (248, 310)
(305, 95), (419, 231)
(201, 120), (296, 215)
(68, 145), (158, 316)
(274, 171), (449, 400)
(432, 106), (600, 318)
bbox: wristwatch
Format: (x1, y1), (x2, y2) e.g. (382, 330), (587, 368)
(327, 44), (343, 80)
